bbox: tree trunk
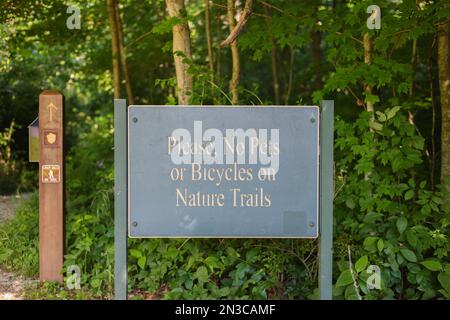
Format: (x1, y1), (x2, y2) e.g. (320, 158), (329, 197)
(363, 33), (374, 112)
(205, 0), (214, 83)
(407, 38), (418, 125)
(438, 20), (450, 185)
(429, 46), (437, 190)
(284, 47), (294, 105)
(227, 0), (240, 105)
(166, 0), (194, 105)
(107, 0), (121, 99)
(310, 1), (322, 91)
(311, 29), (322, 91)
(264, 6), (280, 105)
(114, 0), (134, 105)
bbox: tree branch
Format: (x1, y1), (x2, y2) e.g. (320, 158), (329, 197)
(220, 0), (253, 48)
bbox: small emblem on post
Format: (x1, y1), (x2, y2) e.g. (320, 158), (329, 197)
(42, 164), (61, 183)
(43, 129), (59, 147)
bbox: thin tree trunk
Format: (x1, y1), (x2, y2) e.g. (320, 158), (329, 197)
(311, 29), (322, 90)
(364, 33), (375, 182)
(270, 45), (280, 105)
(364, 33), (374, 112)
(205, 0), (214, 83)
(408, 3), (420, 124)
(310, 1), (322, 91)
(429, 43), (437, 190)
(438, 20), (450, 185)
(284, 47), (294, 105)
(407, 38), (418, 125)
(107, 0), (121, 99)
(216, 11), (222, 82)
(166, 0), (194, 105)
(264, 6), (280, 105)
(227, 0), (239, 105)
(115, 1), (134, 105)
(409, 38), (418, 98)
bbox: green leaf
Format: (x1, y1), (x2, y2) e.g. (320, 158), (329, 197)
(245, 249), (259, 263)
(421, 260), (442, 272)
(444, 264), (450, 273)
(404, 190), (414, 200)
(377, 239), (384, 253)
(438, 289), (450, 299)
(386, 106), (400, 120)
(345, 198), (355, 209)
(163, 247), (178, 260)
(396, 217), (408, 234)
(91, 278), (102, 289)
(204, 256), (221, 271)
(369, 120), (383, 131)
(364, 236), (379, 252)
(336, 270), (354, 287)
(195, 266), (209, 284)
(438, 272), (450, 293)
(355, 255), (368, 273)
(365, 93), (380, 104)
(137, 256), (146, 269)
(376, 111), (387, 122)
(344, 284), (359, 300)
(129, 249), (142, 259)
(406, 230), (418, 247)
(400, 248), (417, 262)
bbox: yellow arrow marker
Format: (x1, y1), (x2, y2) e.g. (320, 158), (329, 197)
(47, 103), (57, 122)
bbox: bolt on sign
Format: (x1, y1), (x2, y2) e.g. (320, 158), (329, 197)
(128, 106), (319, 238)
(39, 90), (64, 282)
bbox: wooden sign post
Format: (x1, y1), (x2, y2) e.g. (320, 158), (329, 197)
(39, 90), (64, 282)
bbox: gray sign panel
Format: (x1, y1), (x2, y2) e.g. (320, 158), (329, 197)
(128, 106), (319, 238)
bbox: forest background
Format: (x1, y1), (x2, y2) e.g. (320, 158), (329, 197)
(0, 0), (450, 300)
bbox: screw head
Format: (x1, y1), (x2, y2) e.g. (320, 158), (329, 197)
(309, 222), (315, 228)
(310, 117), (316, 123)
(132, 221), (138, 227)
(132, 117), (138, 123)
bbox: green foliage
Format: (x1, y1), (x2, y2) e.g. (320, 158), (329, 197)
(22, 281), (100, 300)
(0, 193), (39, 276)
(333, 109), (450, 300)
(0, 120), (21, 194)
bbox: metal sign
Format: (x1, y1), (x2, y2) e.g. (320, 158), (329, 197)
(28, 117), (39, 162)
(114, 100), (334, 300)
(127, 106), (319, 238)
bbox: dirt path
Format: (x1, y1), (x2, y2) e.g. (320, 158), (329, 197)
(0, 194), (32, 300)
(0, 269), (29, 300)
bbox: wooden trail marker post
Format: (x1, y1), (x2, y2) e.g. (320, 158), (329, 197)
(39, 90), (64, 282)
(114, 100), (334, 300)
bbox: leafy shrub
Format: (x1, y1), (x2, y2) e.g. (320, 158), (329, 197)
(0, 120), (37, 195)
(0, 120), (20, 195)
(333, 108), (450, 300)
(0, 193), (39, 277)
